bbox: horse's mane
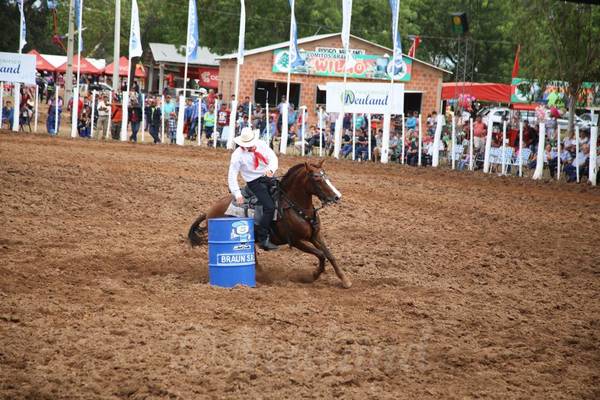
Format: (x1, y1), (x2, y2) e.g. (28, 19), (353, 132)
(280, 163), (307, 187)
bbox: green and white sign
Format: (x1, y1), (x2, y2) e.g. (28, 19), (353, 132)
(272, 49), (413, 82)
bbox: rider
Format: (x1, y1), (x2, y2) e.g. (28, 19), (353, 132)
(228, 127), (279, 251)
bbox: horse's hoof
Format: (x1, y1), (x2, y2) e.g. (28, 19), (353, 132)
(341, 278), (352, 289)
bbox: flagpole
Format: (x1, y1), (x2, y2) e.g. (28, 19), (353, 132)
(382, 0), (400, 164)
(70, 0), (83, 139)
(227, 0), (245, 149)
(334, 0), (353, 159)
(0, 84), (3, 129)
(280, 0), (295, 155)
(34, 85), (39, 132)
(141, 93), (145, 142)
(54, 84), (59, 135)
(227, 62), (240, 149)
(197, 97), (202, 145)
(177, 0), (197, 146)
(90, 89), (96, 137)
(121, 58), (132, 141)
(13, 0), (26, 132)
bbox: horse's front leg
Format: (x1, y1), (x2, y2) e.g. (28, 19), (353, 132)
(291, 240), (326, 282)
(312, 233), (352, 289)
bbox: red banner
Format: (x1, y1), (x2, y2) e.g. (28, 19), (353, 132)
(180, 66), (219, 89)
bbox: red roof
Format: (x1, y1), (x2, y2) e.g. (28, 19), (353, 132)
(442, 82), (511, 103)
(56, 55), (102, 75)
(28, 49), (56, 72)
(104, 56), (147, 78)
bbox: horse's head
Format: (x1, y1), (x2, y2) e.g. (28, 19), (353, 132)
(303, 160), (342, 205)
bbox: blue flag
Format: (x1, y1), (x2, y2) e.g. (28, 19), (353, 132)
(388, 0), (405, 77)
(47, 0), (58, 10)
(75, 0), (84, 52)
(288, 0), (305, 69)
(186, 0), (199, 60)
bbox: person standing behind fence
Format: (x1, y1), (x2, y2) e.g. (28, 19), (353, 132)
(168, 112), (177, 144)
(473, 115), (487, 153)
(146, 98), (162, 144)
(46, 97), (62, 136)
(162, 95), (175, 133)
(204, 104), (215, 142)
(216, 103), (230, 144)
(129, 97), (142, 142)
(96, 94), (109, 139)
(110, 96), (123, 140)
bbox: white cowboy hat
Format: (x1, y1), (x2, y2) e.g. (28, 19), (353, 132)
(234, 127), (260, 148)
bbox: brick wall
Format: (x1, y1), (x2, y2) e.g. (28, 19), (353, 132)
(218, 35), (447, 125)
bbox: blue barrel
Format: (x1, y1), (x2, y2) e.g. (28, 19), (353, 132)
(208, 217), (256, 288)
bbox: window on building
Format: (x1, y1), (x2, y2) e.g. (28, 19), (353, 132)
(254, 80), (301, 108)
(316, 85), (327, 106)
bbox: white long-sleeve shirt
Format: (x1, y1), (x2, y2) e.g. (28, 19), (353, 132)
(228, 140), (278, 198)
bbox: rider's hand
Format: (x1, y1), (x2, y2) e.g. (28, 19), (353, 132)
(235, 195), (244, 205)
(265, 170), (274, 178)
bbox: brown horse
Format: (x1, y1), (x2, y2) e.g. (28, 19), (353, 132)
(187, 160), (352, 289)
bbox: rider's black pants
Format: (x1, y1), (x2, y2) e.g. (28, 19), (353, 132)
(247, 176), (275, 242)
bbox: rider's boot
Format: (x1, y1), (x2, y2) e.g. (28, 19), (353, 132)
(258, 236), (278, 251)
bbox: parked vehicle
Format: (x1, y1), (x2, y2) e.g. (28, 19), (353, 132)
(579, 112), (599, 127)
(478, 107), (510, 126)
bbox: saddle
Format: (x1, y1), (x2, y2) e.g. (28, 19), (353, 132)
(224, 179), (280, 223)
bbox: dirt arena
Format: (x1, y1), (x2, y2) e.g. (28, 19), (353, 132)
(1, 132), (599, 399)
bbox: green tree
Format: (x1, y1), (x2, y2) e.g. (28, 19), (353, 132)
(0, 0), (55, 53)
(512, 0), (600, 133)
(403, 0), (516, 83)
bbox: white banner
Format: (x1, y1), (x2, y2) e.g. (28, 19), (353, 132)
(0, 52), (35, 84)
(326, 82), (404, 114)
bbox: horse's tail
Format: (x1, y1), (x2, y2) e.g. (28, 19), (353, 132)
(188, 212), (208, 247)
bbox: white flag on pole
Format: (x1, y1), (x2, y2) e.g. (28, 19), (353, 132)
(18, 0), (27, 52)
(342, 0), (354, 69)
(129, 0), (143, 58)
(238, 0), (245, 65)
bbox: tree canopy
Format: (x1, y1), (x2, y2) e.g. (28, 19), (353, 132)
(0, 0), (598, 88)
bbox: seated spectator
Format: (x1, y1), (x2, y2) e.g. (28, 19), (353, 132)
(355, 129), (369, 161)
(341, 130), (353, 158)
(406, 135), (419, 166)
(564, 144), (590, 183)
(372, 129), (383, 162)
(549, 147), (572, 179)
(2, 100), (15, 129)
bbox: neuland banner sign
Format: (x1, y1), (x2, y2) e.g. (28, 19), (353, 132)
(326, 82), (404, 114)
(0, 52), (36, 84)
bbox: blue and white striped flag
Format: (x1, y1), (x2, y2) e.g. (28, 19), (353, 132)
(129, 0), (142, 58)
(75, 0), (83, 52)
(288, 0), (305, 69)
(237, 0), (245, 65)
(388, 0), (405, 77)
(186, 0), (199, 60)
(18, 0), (27, 52)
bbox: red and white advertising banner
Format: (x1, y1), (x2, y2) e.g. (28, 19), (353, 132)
(181, 66), (219, 89)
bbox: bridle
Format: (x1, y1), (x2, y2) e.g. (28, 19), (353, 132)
(309, 169), (339, 207)
(275, 168), (340, 240)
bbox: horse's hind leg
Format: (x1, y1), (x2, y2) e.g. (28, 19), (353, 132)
(312, 233), (352, 289)
(292, 240), (326, 282)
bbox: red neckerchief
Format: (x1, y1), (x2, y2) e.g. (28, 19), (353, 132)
(247, 146), (268, 169)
